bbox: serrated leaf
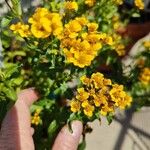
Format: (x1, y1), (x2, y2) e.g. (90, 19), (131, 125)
(1, 16), (12, 28)
(5, 65), (19, 79)
(10, 0), (22, 16)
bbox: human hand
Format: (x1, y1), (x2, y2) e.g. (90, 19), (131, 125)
(0, 88), (83, 150)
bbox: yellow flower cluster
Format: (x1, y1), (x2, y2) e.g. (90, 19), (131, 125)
(31, 109), (41, 125)
(112, 15), (122, 30)
(64, 1), (78, 11)
(143, 41), (150, 49)
(70, 72), (132, 117)
(139, 67), (150, 85)
(28, 8), (63, 38)
(61, 17), (113, 68)
(85, 0), (96, 7)
(134, 0), (144, 10)
(10, 22), (31, 37)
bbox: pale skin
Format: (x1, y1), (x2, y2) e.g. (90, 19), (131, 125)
(0, 88), (83, 150)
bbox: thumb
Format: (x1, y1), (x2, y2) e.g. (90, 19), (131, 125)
(52, 121), (83, 150)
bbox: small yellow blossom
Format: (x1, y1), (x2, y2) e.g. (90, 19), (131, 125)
(104, 36), (113, 46)
(10, 22), (30, 37)
(134, 0), (144, 10)
(91, 72), (104, 89)
(76, 88), (90, 101)
(31, 109), (41, 125)
(64, 1), (78, 11)
(80, 75), (91, 86)
(143, 41), (150, 48)
(82, 101), (95, 117)
(76, 17), (89, 26)
(139, 67), (150, 85)
(87, 23), (98, 32)
(70, 100), (81, 112)
(100, 104), (114, 116)
(85, 0), (96, 7)
(115, 44), (125, 56)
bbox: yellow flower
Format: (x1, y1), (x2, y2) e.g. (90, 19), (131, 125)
(63, 48), (74, 63)
(73, 52), (93, 68)
(64, 1), (78, 11)
(28, 8), (63, 38)
(31, 109), (41, 125)
(85, 0), (96, 7)
(110, 84), (126, 104)
(10, 22), (30, 37)
(104, 36), (113, 45)
(76, 88), (90, 101)
(76, 17), (89, 26)
(93, 94), (107, 107)
(80, 75), (91, 86)
(143, 41), (150, 48)
(87, 23), (98, 32)
(139, 67), (150, 85)
(100, 104), (114, 116)
(103, 79), (112, 86)
(134, 0), (144, 10)
(70, 100), (81, 112)
(114, 0), (123, 5)
(66, 20), (82, 33)
(82, 101), (95, 117)
(51, 13), (63, 37)
(70, 73), (132, 118)
(91, 72), (104, 89)
(86, 33), (101, 43)
(115, 44), (125, 56)
(118, 95), (132, 109)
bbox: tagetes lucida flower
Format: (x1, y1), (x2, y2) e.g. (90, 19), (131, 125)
(70, 72), (132, 118)
(10, 22), (31, 37)
(31, 109), (41, 125)
(143, 41), (150, 49)
(134, 0), (144, 10)
(64, 1), (78, 11)
(139, 67), (150, 85)
(61, 17), (113, 68)
(28, 8), (63, 38)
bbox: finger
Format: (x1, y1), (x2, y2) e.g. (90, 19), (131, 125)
(17, 88), (39, 107)
(52, 121), (83, 150)
(0, 88), (39, 150)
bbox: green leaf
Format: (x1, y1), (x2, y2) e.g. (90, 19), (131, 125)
(106, 113), (114, 125)
(78, 139), (86, 150)
(48, 120), (59, 147)
(5, 64), (19, 79)
(10, 0), (22, 16)
(1, 16), (13, 28)
(2, 87), (17, 101)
